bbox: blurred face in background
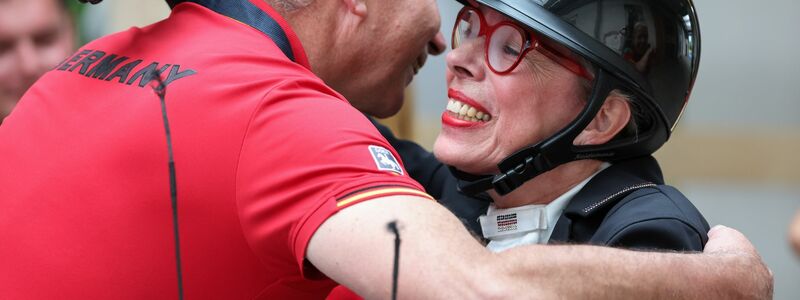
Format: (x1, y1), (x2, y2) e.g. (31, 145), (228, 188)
(0, 0), (75, 121)
(791, 211), (800, 256)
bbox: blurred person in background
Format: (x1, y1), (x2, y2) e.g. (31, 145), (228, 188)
(0, 0), (76, 124)
(792, 211), (800, 256)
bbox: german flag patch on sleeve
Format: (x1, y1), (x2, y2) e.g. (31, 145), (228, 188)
(336, 185), (433, 208)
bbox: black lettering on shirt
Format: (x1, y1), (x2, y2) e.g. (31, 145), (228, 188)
(69, 50), (107, 75)
(55, 49), (197, 89)
(105, 59), (143, 83)
(126, 62), (171, 87)
(57, 49), (92, 71)
(85, 54), (129, 79)
(53, 56), (70, 71)
(163, 65), (197, 87)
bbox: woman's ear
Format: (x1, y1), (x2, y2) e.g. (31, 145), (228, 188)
(574, 92), (632, 146)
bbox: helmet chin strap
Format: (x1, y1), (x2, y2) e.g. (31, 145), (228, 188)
(451, 70), (618, 196)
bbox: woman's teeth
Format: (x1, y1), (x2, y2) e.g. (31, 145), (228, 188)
(447, 99), (492, 122)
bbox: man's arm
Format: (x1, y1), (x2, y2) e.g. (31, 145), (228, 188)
(308, 196), (498, 299)
(308, 196), (772, 299)
(498, 225), (772, 299)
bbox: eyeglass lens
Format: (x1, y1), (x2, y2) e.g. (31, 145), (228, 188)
(453, 8), (527, 73)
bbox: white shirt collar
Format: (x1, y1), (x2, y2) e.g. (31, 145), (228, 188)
(482, 163), (610, 252)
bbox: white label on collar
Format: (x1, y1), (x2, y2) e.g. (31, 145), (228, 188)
(479, 205), (547, 239)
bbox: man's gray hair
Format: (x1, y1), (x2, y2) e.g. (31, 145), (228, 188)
(266, 0), (314, 12)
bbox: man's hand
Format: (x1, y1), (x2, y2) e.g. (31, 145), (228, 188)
(704, 225), (774, 300)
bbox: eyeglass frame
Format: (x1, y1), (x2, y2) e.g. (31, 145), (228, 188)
(451, 6), (594, 80)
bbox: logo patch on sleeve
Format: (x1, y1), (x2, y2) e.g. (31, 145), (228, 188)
(368, 145), (403, 175)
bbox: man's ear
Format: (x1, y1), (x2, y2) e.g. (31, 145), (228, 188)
(341, 0), (368, 18)
(574, 92), (632, 146)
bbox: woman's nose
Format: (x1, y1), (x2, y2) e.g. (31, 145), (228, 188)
(445, 37), (485, 81)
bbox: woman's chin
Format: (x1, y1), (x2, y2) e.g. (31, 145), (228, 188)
(434, 142), (494, 175)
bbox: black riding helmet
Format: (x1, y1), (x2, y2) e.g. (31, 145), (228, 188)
(451, 0), (701, 196)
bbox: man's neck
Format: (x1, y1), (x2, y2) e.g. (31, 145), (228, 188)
(269, 0), (338, 79)
(489, 160), (603, 209)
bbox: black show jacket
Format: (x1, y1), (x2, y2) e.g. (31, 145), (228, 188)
(372, 119), (709, 251)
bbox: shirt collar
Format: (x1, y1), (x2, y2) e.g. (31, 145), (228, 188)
(173, 0), (311, 70)
(481, 163), (610, 251)
(246, 0), (310, 68)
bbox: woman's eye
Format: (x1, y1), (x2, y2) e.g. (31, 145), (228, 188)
(458, 21), (471, 36)
(503, 45), (521, 56)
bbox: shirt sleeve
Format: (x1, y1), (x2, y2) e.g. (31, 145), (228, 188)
(370, 117), (489, 236)
(235, 78), (432, 279)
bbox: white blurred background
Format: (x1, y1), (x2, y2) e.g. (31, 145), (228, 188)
(69, 0), (800, 298)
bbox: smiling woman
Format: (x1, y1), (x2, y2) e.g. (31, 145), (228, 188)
(432, 0), (709, 253)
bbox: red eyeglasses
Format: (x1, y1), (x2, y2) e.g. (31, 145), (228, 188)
(452, 6), (593, 80)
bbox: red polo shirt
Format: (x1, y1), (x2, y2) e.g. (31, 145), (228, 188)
(0, 1), (429, 299)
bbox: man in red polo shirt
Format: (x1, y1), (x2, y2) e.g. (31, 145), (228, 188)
(2, 0), (436, 298)
(1, 0), (772, 299)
